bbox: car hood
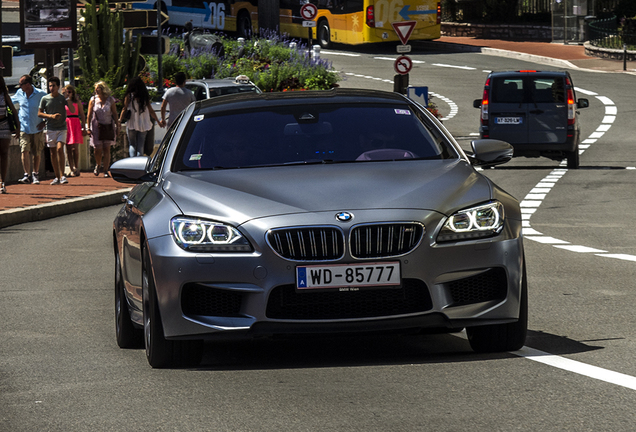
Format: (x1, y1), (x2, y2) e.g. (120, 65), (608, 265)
(163, 160), (493, 224)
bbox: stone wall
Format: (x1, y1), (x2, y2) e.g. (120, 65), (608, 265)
(584, 42), (636, 62)
(442, 22), (552, 41)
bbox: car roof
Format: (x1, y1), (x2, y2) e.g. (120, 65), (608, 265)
(488, 70), (571, 78)
(187, 78), (258, 89)
(193, 88), (410, 114)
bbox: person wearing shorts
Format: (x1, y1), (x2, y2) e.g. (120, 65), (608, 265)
(12, 74), (46, 184)
(39, 76), (70, 185)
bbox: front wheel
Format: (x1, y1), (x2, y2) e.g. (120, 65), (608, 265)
(318, 19), (331, 49)
(142, 245), (203, 368)
(467, 262), (528, 353)
(115, 250), (143, 348)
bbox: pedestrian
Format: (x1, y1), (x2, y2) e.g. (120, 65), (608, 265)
(86, 81), (119, 177)
(11, 74), (46, 185)
(160, 72), (195, 128)
(38, 76), (70, 185)
(0, 76), (21, 193)
(63, 84), (86, 177)
(119, 76), (163, 158)
(183, 21), (193, 57)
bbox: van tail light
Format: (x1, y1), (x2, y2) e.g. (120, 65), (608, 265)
(366, 6), (375, 28)
(480, 78), (490, 126)
(436, 2), (441, 24)
(566, 78), (575, 126)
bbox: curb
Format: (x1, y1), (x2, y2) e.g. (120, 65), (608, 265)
(417, 40), (578, 69)
(0, 188), (132, 229)
(479, 47), (579, 69)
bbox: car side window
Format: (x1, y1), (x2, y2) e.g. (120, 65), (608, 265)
(149, 115), (182, 173)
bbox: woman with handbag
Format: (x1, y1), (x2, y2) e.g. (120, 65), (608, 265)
(0, 75), (21, 193)
(86, 81), (120, 177)
(119, 76), (163, 158)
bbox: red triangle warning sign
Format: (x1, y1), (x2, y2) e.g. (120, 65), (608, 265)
(391, 21), (417, 45)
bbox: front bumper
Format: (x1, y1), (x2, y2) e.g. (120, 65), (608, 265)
(145, 209), (524, 340)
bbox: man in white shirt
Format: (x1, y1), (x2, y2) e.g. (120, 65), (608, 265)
(161, 72), (195, 128)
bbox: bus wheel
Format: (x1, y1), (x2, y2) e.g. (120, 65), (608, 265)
(318, 19), (331, 49)
(237, 11), (252, 39)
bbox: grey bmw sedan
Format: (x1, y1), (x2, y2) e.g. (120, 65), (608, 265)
(111, 88), (527, 368)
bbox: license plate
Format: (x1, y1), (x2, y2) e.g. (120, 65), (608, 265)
(496, 116), (523, 124)
(296, 262), (401, 290)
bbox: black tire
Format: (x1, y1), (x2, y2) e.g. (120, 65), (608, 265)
(115, 249), (143, 348)
(467, 262), (528, 353)
(566, 146), (580, 169)
(318, 19), (331, 49)
(142, 245), (203, 368)
(237, 11), (252, 39)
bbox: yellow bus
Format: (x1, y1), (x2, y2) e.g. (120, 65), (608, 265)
(280, 0), (441, 48)
(133, 0), (440, 48)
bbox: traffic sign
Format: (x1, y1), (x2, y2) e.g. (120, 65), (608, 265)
(391, 21), (416, 45)
(396, 44), (411, 53)
(300, 3), (318, 20)
(394, 55), (412, 75)
(122, 10), (169, 29)
(398, 5), (437, 21)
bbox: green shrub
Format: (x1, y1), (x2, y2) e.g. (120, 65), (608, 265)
(143, 34), (340, 92)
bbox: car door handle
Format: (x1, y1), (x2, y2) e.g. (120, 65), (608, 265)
(529, 110), (544, 114)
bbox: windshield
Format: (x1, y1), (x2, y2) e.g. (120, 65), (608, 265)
(173, 104), (455, 171)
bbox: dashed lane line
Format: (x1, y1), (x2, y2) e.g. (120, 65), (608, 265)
(343, 53), (636, 393)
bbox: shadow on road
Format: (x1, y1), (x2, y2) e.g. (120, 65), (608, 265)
(185, 328), (602, 371)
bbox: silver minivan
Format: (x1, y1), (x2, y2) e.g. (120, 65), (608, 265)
(473, 70), (589, 169)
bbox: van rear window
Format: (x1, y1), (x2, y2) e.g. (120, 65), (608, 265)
(492, 77), (565, 104)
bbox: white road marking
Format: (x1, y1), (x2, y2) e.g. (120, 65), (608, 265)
(339, 56), (634, 262)
(515, 347), (636, 391)
(431, 63), (476, 70)
(341, 53), (636, 391)
(454, 332), (636, 391)
(518, 93), (636, 260)
(322, 51), (360, 57)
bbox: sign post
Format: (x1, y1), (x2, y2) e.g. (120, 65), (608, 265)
(391, 21), (416, 94)
(300, 3), (318, 47)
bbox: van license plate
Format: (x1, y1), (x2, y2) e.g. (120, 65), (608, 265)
(296, 262), (401, 290)
(496, 117), (523, 124)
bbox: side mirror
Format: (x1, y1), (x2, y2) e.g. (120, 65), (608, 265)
(470, 139), (514, 167)
(109, 156), (153, 184)
(577, 98), (589, 109)
(473, 99), (482, 108)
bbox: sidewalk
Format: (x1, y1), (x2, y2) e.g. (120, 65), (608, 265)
(426, 36), (636, 73)
(1, 19), (634, 229)
(0, 173), (131, 229)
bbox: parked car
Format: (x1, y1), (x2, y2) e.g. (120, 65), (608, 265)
(473, 70), (589, 168)
(150, 76), (261, 147)
(111, 88), (527, 368)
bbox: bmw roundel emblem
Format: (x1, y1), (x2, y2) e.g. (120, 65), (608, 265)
(335, 212), (353, 222)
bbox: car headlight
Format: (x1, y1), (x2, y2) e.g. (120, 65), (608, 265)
(171, 217), (252, 252)
(437, 202), (504, 242)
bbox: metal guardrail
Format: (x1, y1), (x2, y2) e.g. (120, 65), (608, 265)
(588, 15), (636, 50)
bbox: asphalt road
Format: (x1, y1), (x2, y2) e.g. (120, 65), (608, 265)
(2, 47), (636, 431)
